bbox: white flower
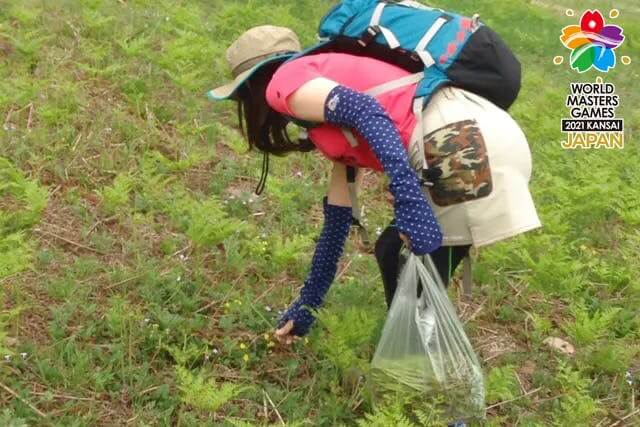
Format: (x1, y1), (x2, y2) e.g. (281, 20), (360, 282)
(626, 371), (634, 386)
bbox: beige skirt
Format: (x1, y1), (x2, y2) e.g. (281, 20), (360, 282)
(407, 86), (541, 247)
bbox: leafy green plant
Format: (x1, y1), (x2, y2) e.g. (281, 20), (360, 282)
(551, 361), (604, 425)
(357, 403), (416, 427)
(315, 306), (379, 372)
(0, 306), (22, 356)
(183, 196), (247, 248)
(176, 366), (249, 412)
(529, 312), (553, 341)
(165, 341), (210, 367)
(357, 389), (448, 427)
(97, 174), (134, 215)
(486, 365), (519, 402)
(0, 409), (28, 427)
(0, 157), (46, 279)
(578, 343), (635, 375)
(0, 232), (32, 279)
(0, 156), (48, 233)
(562, 303), (621, 346)
(269, 234), (312, 272)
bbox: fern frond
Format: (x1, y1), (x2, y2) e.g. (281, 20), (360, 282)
(176, 366), (249, 413)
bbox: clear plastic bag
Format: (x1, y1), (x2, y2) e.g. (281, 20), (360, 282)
(371, 251), (485, 421)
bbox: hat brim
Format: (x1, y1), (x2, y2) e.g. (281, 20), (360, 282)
(207, 52), (296, 101)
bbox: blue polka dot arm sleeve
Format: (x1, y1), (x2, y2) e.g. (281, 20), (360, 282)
(323, 85), (442, 255)
(276, 196), (352, 336)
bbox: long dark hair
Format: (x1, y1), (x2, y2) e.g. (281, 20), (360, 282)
(234, 61), (315, 155)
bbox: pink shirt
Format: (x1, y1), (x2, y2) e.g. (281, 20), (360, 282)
(265, 53), (417, 171)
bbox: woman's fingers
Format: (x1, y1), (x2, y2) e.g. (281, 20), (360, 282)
(275, 320), (298, 345)
(399, 232), (411, 248)
(275, 320), (294, 336)
(274, 333), (299, 345)
(276, 334), (297, 345)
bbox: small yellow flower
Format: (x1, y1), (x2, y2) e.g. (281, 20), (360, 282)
(243, 353), (249, 362)
(224, 302), (230, 308)
(267, 341), (275, 348)
(263, 333), (270, 340)
(235, 299), (242, 305)
(239, 343), (246, 350)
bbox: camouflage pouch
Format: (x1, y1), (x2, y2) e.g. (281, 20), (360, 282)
(423, 119), (492, 207)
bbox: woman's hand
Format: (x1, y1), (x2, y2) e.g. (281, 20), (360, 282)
(399, 232), (411, 249)
(275, 320), (299, 345)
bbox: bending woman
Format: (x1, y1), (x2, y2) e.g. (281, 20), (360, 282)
(208, 26), (541, 344)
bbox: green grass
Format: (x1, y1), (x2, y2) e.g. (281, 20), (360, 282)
(1, 0), (639, 425)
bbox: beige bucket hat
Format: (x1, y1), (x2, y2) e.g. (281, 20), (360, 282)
(207, 25), (302, 101)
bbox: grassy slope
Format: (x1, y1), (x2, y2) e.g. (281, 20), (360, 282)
(0, 0), (638, 425)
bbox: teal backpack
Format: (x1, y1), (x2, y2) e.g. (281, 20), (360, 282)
(291, 0), (521, 111)
(295, 0), (520, 160)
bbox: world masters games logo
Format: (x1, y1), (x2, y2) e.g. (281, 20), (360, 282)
(555, 9), (630, 150)
(559, 10), (625, 73)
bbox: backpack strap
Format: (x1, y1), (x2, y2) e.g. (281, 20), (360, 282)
(363, 1), (452, 68)
(393, 0), (430, 10)
(346, 165), (370, 245)
(341, 72), (424, 148)
(362, 3), (401, 49)
(341, 129), (359, 147)
(298, 127), (367, 246)
(411, 96), (437, 188)
(410, 96), (443, 186)
(364, 71), (424, 97)
(462, 254), (473, 297)
(415, 15), (452, 67)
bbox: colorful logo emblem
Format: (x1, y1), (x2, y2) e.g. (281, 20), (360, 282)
(560, 10), (625, 73)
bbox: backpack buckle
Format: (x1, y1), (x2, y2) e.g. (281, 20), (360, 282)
(420, 167), (441, 187)
(358, 25), (381, 47)
(351, 216), (371, 246)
